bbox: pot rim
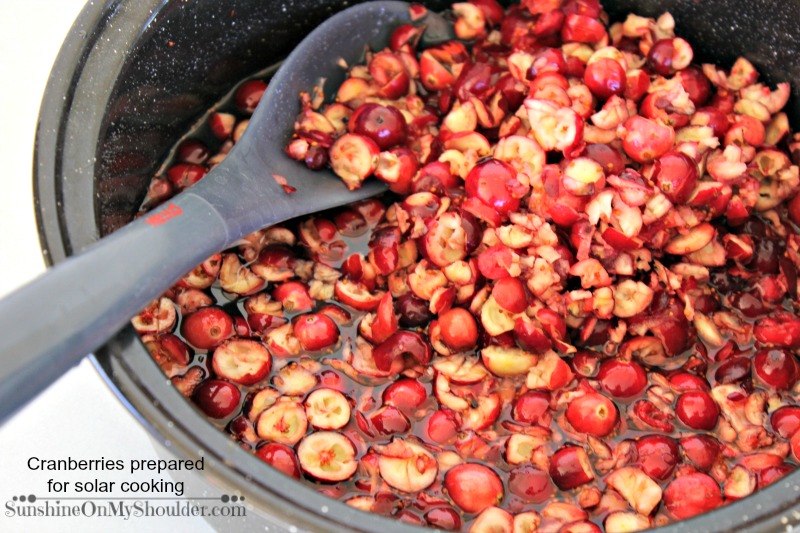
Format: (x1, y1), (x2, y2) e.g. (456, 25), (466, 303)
(32, 0), (800, 531)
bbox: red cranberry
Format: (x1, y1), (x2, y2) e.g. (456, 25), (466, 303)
(676, 66), (711, 106)
(571, 350), (600, 378)
(443, 463), (504, 513)
(513, 391), (551, 426)
(255, 442), (301, 478)
(304, 144), (329, 170)
(676, 391), (719, 430)
(714, 357), (751, 384)
(383, 378), (428, 412)
(635, 435), (680, 481)
(596, 359), (647, 398)
(669, 372), (709, 392)
(771, 406), (800, 439)
(582, 143), (625, 175)
(370, 405), (411, 435)
(549, 446), (594, 490)
(753, 348), (798, 389)
(508, 465), (553, 503)
(293, 313), (339, 352)
(514, 318), (553, 354)
(465, 159), (525, 216)
(176, 139), (210, 164)
(438, 308), (479, 351)
(349, 103), (408, 150)
(395, 293), (434, 327)
(427, 409), (459, 444)
(373, 330), (431, 373)
(648, 39), (676, 76)
(583, 58), (625, 100)
(181, 307), (234, 350)
(680, 435), (721, 472)
(652, 151), (698, 205)
(758, 463), (795, 489)
(491, 277), (528, 313)
(663, 472), (722, 519)
(566, 393), (618, 437)
(424, 507), (461, 531)
(167, 163), (207, 189)
(234, 79), (267, 114)
(192, 379), (240, 418)
(622, 116), (674, 163)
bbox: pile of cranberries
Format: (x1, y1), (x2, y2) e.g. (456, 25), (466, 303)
(134, 0), (800, 531)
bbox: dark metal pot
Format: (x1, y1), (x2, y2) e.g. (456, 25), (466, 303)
(33, 0), (800, 530)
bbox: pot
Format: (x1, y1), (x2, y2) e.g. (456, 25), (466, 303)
(33, 0), (800, 531)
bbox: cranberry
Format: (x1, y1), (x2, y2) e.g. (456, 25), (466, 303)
(561, 13), (606, 43)
(680, 435), (721, 472)
(255, 442), (301, 478)
(465, 159), (525, 216)
(176, 139), (210, 164)
(395, 293), (434, 327)
(669, 372), (709, 392)
(635, 435), (680, 481)
(652, 151), (698, 205)
(370, 405), (411, 435)
(647, 39), (677, 76)
(373, 330), (431, 372)
(582, 143), (625, 175)
(622, 116), (675, 163)
(293, 313), (339, 352)
(571, 350), (600, 378)
(676, 391), (719, 430)
(180, 307), (234, 350)
(382, 378), (428, 412)
(443, 463), (504, 513)
(753, 348), (798, 389)
(491, 277), (528, 313)
(234, 79), (267, 114)
(424, 507), (461, 531)
(349, 103), (408, 150)
(426, 409), (459, 444)
(513, 391), (551, 426)
(583, 58), (625, 100)
(304, 144), (329, 170)
(513, 318), (553, 354)
(273, 281), (314, 313)
(167, 163), (207, 189)
(192, 379), (240, 418)
(663, 472), (723, 519)
(596, 359), (647, 398)
(676, 66), (711, 106)
(758, 463), (794, 489)
(714, 357), (751, 384)
(770, 406), (800, 439)
(566, 393), (618, 437)
(438, 307), (479, 351)
(549, 446), (594, 490)
(508, 465), (553, 502)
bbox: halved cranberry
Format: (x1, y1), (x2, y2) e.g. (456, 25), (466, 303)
(444, 463), (504, 513)
(770, 406), (800, 439)
(234, 79), (267, 114)
(753, 348), (799, 389)
(508, 465), (553, 503)
(676, 391), (719, 430)
(176, 139), (209, 164)
(714, 357), (751, 384)
(382, 378), (428, 412)
(680, 435), (721, 472)
(465, 159), (526, 217)
(549, 446), (594, 490)
(676, 66), (711, 106)
(424, 506), (461, 531)
(663, 472), (722, 519)
(426, 409), (459, 444)
(652, 151), (698, 205)
(395, 293), (434, 327)
(635, 435), (680, 481)
(438, 307), (479, 351)
(622, 116), (675, 163)
(491, 277), (528, 313)
(180, 307), (234, 350)
(513, 391), (551, 426)
(596, 359), (647, 399)
(255, 442), (301, 478)
(566, 393), (618, 436)
(373, 331), (431, 372)
(192, 379), (240, 418)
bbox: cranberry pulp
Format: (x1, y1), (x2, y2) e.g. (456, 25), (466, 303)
(135, 1), (800, 531)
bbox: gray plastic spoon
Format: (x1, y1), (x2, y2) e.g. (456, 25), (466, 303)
(0, 1), (454, 422)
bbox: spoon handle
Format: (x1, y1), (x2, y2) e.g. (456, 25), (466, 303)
(0, 192), (230, 422)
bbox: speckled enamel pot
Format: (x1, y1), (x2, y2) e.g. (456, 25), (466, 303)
(33, 0), (800, 531)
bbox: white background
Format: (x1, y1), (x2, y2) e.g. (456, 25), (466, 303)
(0, 1), (213, 531)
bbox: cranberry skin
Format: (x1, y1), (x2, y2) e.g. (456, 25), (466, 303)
(234, 79), (267, 114)
(508, 465), (553, 503)
(676, 391), (719, 430)
(181, 307), (234, 350)
(444, 464), (504, 513)
(753, 348), (799, 389)
(465, 159), (523, 216)
(293, 313), (339, 352)
(549, 446), (594, 490)
(382, 378), (428, 412)
(255, 443), (301, 478)
(513, 391), (551, 426)
(349, 103), (408, 150)
(192, 379), (241, 418)
(653, 151), (698, 205)
(635, 435), (680, 481)
(597, 359), (647, 398)
(438, 307), (479, 351)
(566, 393), (618, 437)
(648, 39), (676, 76)
(583, 58), (625, 100)
(771, 406), (800, 439)
(424, 507), (461, 531)
(663, 472), (723, 520)
(680, 435), (721, 472)
(427, 409), (459, 444)
(395, 293), (434, 328)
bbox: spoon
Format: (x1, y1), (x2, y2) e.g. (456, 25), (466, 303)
(0, 1), (454, 422)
